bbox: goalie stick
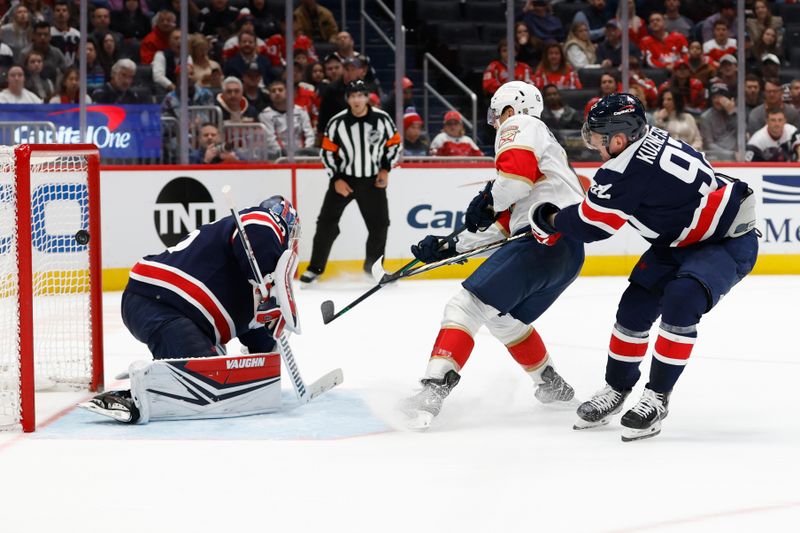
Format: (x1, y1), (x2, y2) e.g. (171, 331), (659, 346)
(222, 186), (343, 402)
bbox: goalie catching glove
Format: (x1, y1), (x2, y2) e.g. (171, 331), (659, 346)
(528, 202), (562, 246)
(411, 234), (465, 264)
(464, 181), (500, 232)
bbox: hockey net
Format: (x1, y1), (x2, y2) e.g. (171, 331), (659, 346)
(0, 145), (104, 432)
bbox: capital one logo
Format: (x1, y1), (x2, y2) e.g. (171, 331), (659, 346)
(14, 106), (132, 149)
(154, 177), (216, 247)
(761, 175), (800, 243)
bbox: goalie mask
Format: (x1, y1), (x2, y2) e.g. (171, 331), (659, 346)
(487, 81), (544, 127)
(260, 195), (300, 252)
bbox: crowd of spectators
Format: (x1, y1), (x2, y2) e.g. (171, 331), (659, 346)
(1, 0), (799, 163)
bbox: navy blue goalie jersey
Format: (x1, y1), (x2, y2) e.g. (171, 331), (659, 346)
(125, 206), (289, 352)
(555, 126), (750, 247)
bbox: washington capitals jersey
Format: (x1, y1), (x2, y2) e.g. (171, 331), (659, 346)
(125, 207), (288, 352)
(554, 126), (749, 247)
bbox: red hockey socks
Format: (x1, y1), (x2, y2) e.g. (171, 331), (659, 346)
(506, 327), (548, 372)
(430, 327), (475, 371)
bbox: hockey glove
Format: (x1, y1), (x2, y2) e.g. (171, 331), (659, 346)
(255, 295), (286, 337)
(464, 181), (500, 232)
(528, 202), (562, 246)
(411, 234), (465, 264)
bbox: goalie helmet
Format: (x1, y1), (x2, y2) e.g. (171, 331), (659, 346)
(487, 81), (544, 127)
(260, 195), (300, 249)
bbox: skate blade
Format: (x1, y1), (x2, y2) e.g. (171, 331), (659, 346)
(573, 416), (612, 430)
(406, 411), (434, 431)
(621, 422), (662, 442)
(78, 401), (133, 423)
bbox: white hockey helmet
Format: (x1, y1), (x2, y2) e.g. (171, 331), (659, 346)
(487, 81), (544, 127)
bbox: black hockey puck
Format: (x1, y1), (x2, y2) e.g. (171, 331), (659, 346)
(75, 230), (90, 245)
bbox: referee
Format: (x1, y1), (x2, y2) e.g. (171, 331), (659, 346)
(300, 80), (402, 283)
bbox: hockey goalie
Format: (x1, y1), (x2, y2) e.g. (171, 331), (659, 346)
(81, 195), (341, 424)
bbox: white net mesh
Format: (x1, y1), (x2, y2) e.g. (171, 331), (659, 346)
(0, 147), (97, 431)
(0, 147), (20, 429)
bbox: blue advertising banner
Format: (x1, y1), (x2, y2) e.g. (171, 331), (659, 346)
(0, 104), (162, 159)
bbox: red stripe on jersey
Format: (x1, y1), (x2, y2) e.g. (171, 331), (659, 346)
(609, 332), (649, 358)
(580, 200), (627, 231)
(654, 334), (694, 361)
(496, 210), (511, 236)
(184, 354), (281, 385)
(495, 147), (543, 184)
(131, 262), (233, 343)
(507, 328), (547, 369)
(431, 327), (474, 369)
(232, 212), (284, 245)
(676, 186), (726, 247)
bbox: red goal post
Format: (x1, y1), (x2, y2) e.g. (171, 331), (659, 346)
(1, 144), (104, 432)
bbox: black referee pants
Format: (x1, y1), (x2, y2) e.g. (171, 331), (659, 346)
(308, 176), (389, 274)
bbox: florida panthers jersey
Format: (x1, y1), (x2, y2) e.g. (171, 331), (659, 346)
(125, 207), (289, 352)
(460, 114), (583, 249)
(554, 126), (750, 247)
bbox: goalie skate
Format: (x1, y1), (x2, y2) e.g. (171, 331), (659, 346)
(620, 387), (670, 442)
(79, 390), (140, 424)
(401, 370), (460, 431)
(534, 366), (575, 404)
(573, 384), (630, 430)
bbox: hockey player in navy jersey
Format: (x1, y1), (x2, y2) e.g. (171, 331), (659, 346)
(402, 81), (586, 430)
(81, 196), (301, 423)
(529, 93), (759, 441)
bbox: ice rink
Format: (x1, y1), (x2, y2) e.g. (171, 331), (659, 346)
(1, 275), (798, 532)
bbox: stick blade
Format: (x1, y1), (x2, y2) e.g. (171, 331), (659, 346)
(370, 256), (387, 283)
(304, 368), (344, 403)
(320, 300), (336, 324)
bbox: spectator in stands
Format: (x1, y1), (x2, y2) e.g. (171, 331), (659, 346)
(96, 31), (120, 80)
(110, 0), (151, 41)
(639, 11), (688, 69)
(49, 65), (90, 103)
(189, 33), (220, 88)
(222, 10), (267, 61)
(153, 28), (181, 92)
(584, 72), (620, 117)
(515, 22), (540, 67)
(383, 75), (415, 122)
(483, 39), (535, 96)
(18, 0), (50, 24)
(686, 40), (715, 87)
(753, 27), (783, 63)
(223, 30), (273, 86)
(703, 20), (736, 69)
(285, 58), (320, 128)
(294, 0), (338, 43)
(159, 0), (200, 35)
(22, 49), (51, 100)
(90, 7), (122, 49)
(597, 19), (641, 68)
(294, 47), (310, 72)
(92, 58), (143, 103)
(206, 64), (223, 90)
(746, 108), (800, 162)
(788, 79), (800, 110)
(541, 84), (583, 130)
(342, 54), (379, 97)
(745, 74), (763, 115)
(626, 55), (658, 109)
(242, 61), (270, 113)
(760, 53), (781, 80)
(191, 122), (241, 164)
(80, 39), (106, 93)
(700, 82), (737, 161)
(317, 52), (360, 137)
(564, 22), (598, 69)
(20, 21), (65, 84)
(323, 52), (343, 84)
(700, 0), (738, 43)
(748, 77), (800, 134)
(748, 0), (783, 55)
(628, 83), (654, 124)
(0, 5), (31, 58)
(520, 0), (564, 45)
(199, 0), (239, 40)
(429, 111), (482, 157)
(659, 59), (706, 114)
(0, 38), (15, 69)
(140, 10), (175, 65)
(616, 0), (647, 46)
(713, 54), (738, 96)
(333, 31), (381, 95)
(248, 0), (278, 39)
(402, 107), (429, 156)
(573, 0), (607, 43)
(216, 76), (258, 122)
(0, 63), (41, 102)
(532, 42), (581, 90)
(258, 79), (317, 159)
(663, 0), (692, 38)
(304, 61), (324, 90)
(653, 88), (702, 151)
(50, 1), (78, 67)
(161, 64), (214, 117)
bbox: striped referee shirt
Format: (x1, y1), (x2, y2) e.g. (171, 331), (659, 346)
(320, 107), (402, 179)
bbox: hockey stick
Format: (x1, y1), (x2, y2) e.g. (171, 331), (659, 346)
(320, 225), (467, 325)
(222, 186), (343, 402)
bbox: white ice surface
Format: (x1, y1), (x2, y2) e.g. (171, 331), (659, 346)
(1, 276), (798, 532)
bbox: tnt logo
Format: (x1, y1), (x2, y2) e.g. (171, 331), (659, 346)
(154, 177), (216, 247)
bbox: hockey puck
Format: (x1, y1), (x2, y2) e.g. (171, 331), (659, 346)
(75, 230), (90, 245)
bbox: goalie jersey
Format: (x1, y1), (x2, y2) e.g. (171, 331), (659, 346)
(125, 207), (288, 352)
(554, 126), (751, 247)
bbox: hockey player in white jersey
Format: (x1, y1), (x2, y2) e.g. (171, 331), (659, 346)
(402, 81), (586, 430)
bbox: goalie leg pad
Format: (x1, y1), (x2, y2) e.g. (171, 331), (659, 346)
(129, 353), (282, 423)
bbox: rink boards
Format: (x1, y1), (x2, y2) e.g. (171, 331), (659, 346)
(96, 162), (800, 290)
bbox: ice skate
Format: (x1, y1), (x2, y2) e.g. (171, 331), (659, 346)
(620, 387), (670, 442)
(401, 370), (460, 431)
(299, 269), (320, 285)
(79, 390), (140, 424)
(573, 384), (630, 430)
(534, 365), (575, 404)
